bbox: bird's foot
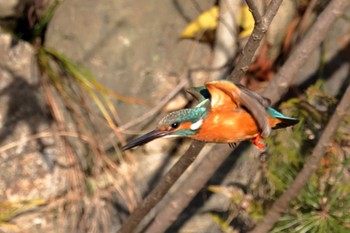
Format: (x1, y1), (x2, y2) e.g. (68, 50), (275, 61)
(252, 134), (266, 150)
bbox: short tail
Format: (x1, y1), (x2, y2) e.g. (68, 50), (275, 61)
(267, 108), (299, 129)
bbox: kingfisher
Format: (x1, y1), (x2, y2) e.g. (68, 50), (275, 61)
(122, 81), (298, 151)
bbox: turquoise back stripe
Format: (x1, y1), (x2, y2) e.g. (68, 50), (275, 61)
(267, 107), (297, 120)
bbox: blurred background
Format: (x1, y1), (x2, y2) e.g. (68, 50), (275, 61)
(0, 0), (349, 232)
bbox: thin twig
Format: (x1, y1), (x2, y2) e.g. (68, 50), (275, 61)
(0, 130), (90, 154)
(118, 79), (188, 132)
(245, 0), (262, 24)
(227, 0), (283, 82)
(263, 0), (350, 102)
(102, 79), (188, 148)
(251, 83), (350, 233)
(297, 0), (318, 37)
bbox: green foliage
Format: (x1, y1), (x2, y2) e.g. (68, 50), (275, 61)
(32, 0), (61, 39)
(272, 167), (350, 233)
(211, 213), (234, 233)
(265, 83), (350, 233)
(0, 199), (46, 230)
(12, 0), (61, 42)
(266, 82), (336, 191)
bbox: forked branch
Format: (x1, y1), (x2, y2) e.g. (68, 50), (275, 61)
(228, 0), (283, 82)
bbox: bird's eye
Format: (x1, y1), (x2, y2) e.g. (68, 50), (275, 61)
(171, 122), (179, 129)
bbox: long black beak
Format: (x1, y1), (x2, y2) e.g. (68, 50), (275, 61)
(122, 130), (170, 151)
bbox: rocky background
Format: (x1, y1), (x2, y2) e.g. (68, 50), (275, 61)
(0, 0), (349, 233)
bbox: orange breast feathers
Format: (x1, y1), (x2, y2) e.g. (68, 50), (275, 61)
(190, 108), (281, 143)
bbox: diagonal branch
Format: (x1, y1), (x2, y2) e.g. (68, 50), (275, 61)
(263, 0), (350, 102)
(143, 143), (243, 233)
(117, 141), (205, 233)
(228, 0), (283, 82)
(251, 83), (350, 233)
(250, 0), (350, 232)
(264, 0), (350, 102)
(117, 79), (188, 132)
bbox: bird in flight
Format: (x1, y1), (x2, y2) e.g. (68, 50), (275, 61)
(122, 80), (298, 151)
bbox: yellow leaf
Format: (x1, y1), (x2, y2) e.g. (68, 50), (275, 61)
(180, 6), (219, 42)
(179, 5), (255, 42)
(238, 5), (255, 38)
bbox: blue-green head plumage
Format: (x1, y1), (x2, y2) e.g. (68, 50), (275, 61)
(121, 107), (208, 151)
(158, 107), (207, 136)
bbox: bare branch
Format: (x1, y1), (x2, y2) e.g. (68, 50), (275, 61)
(102, 79), (187, 149)
(228, 0), (283, 82)
(117, 141), (205, 233)
(245, 0), (262, 24)
(118, 79), (188, 132)
(263, 0), (350, 103)
(143, 143), (240, 233)
(251, 83), (350, 233)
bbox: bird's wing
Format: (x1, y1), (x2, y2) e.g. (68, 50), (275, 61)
(205, 81), (239, 109)
(235, 83), (271, 108)
(205, 80), (271, 137)
(186, 86), (211, 108)
(186, 86), (211, 102)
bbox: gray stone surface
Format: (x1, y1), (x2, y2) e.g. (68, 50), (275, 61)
(45, 0), (214, 124)
(0, 0), (33, 18)
(0, 32), (65, 233)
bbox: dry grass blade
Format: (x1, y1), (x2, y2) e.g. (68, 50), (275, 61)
(37, 47), (142, 232)
(44, 48), (145, 104)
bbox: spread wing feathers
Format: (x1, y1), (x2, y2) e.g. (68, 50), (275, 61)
(205, 81), (272, 137)
(235, 83), (271, 108)
(205, 82), (239, 109)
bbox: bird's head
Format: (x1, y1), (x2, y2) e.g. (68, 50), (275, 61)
(121, 107), (207, 151)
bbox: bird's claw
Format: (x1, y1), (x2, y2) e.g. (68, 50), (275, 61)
(252, 134), (266, 150)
